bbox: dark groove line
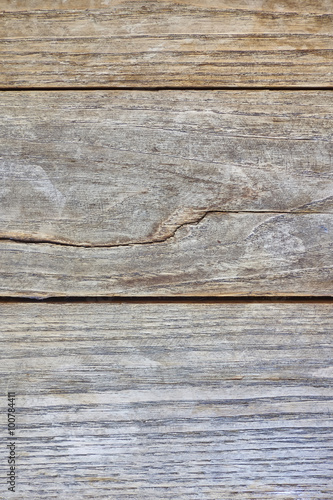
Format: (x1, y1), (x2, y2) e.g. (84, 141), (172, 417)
(0, 86), (333, 92)
(0, 296), (333, 304)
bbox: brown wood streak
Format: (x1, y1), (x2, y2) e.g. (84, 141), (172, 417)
(0, 0), (333, 88)
(0, 301), (332, 499)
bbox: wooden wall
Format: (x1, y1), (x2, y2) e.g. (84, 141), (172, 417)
(0, 1), (332, 498)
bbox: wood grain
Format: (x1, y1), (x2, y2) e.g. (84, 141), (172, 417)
(0, 301), (332, 499)
(0, 212), (333, 297)
(1, 90), (333, 297)
(1, 90), (333, 247)
(1, 1), (333, 88)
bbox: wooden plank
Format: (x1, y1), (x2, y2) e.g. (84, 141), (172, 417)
(1, 1), (333, 88)
(1, 90), (333, 297)
(1, 90), (333, 247)
(0, 301), (332, 498)
(1, 212), (333, 297)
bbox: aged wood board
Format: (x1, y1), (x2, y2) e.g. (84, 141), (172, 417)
(1, 0), (333, 88)
(0, 212), (333, 297)
(0, 301), (332, 499)
(0, 90), (332, 297)
(1, 90), (333, 245)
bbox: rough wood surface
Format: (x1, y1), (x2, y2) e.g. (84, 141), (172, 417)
(0, 301), (332, 499)
(1, 212), (333, 297)
(1, 1), (333, 88)
(1, 90), (333, 246)
(1, 90), (333, 297)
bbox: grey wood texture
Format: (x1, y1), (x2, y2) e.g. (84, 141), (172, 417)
(0, 301), (332, 499)
(1, 0), (333, 88)
(1, 90), (333, 246)
(1, 212), (333, 297)
(1, 90), (333, 297)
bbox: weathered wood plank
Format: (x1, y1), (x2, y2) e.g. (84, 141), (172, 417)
(1, 90), (333, 297)
(1, 1), (333, 88)
(0, 301), (332, 498)
(1, 90), (333, 246)
(0, 212), (333, 297)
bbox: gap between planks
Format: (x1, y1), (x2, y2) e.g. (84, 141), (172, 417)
(0, 297), (333, 304)
(1, 87), (333, 92)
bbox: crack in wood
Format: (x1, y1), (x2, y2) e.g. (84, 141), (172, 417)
(0, 210), (323, 248)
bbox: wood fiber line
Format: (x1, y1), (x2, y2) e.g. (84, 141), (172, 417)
(3, 0), (333, 12)
(1, 0), (333, 88)
(0, 301), (332, 499)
